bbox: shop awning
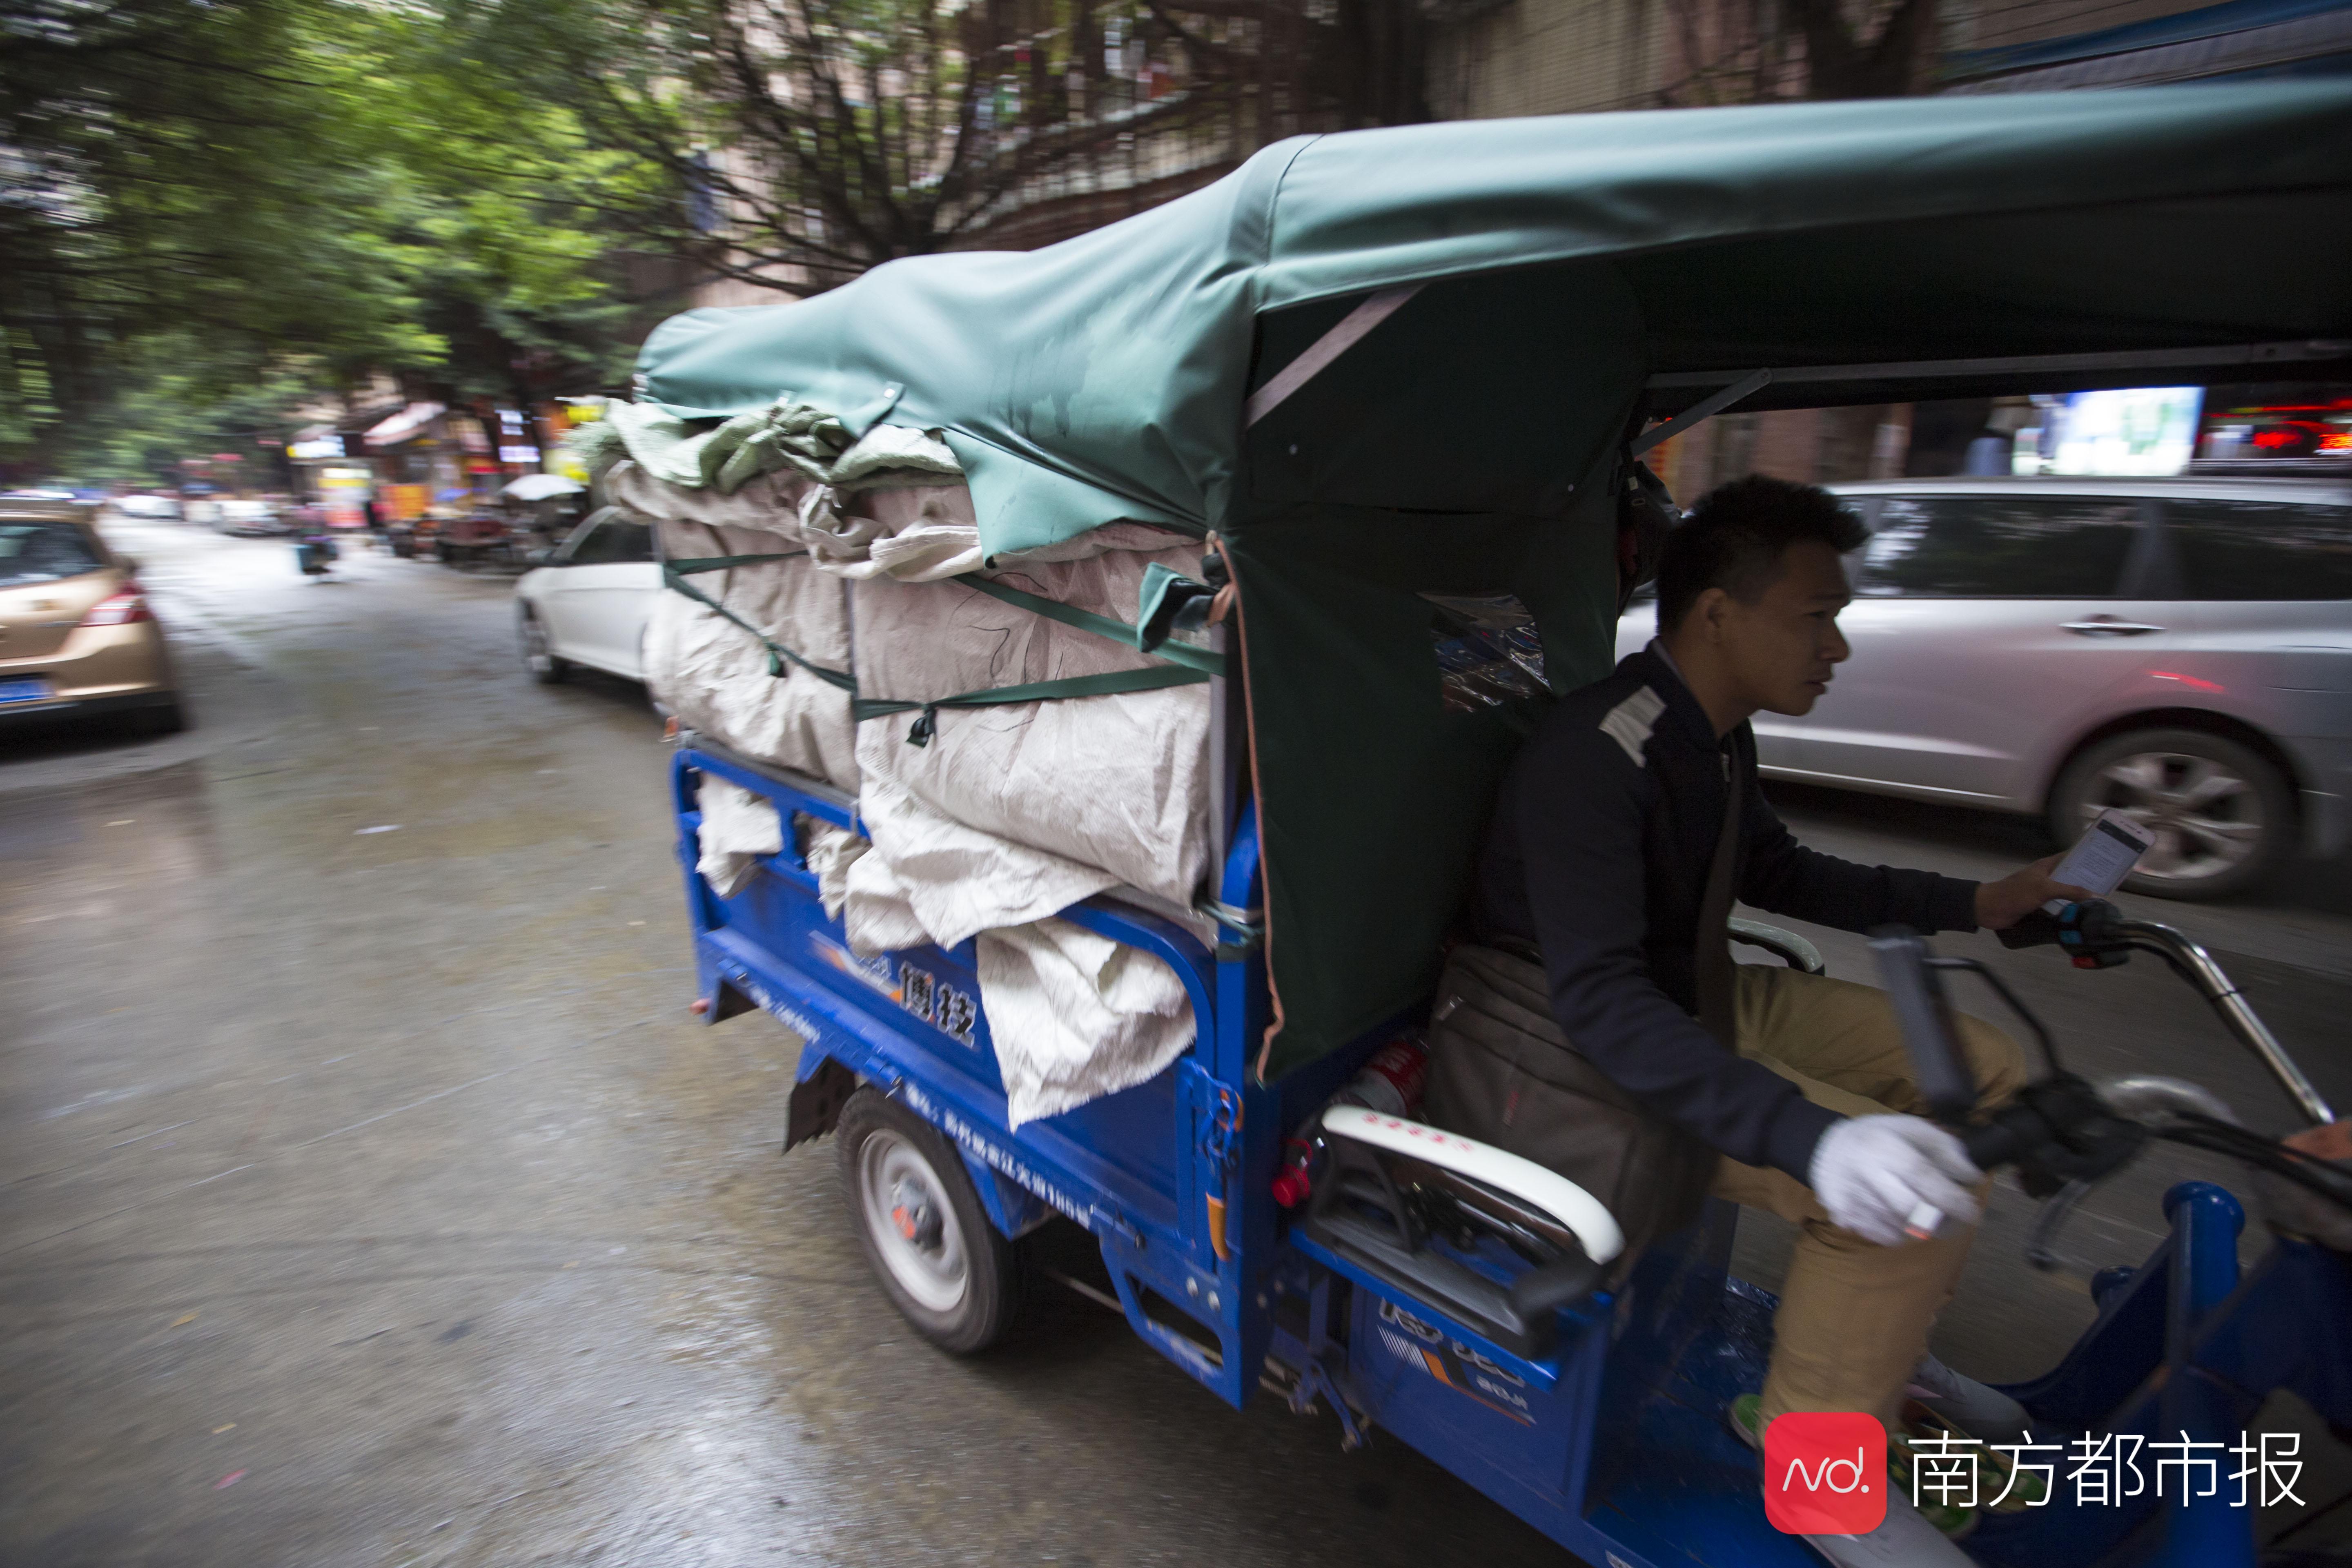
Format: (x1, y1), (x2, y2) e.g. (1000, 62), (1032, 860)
(363, 402), (445, 450)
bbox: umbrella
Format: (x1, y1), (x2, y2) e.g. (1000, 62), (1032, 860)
(502, 474), (585, 502)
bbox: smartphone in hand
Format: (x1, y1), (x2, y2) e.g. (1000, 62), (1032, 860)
(2047, 808), (2159, 913)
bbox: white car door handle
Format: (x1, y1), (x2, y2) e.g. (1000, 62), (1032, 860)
(2062, 619), (2165, 636)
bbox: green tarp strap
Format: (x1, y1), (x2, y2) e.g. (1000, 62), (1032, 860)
(1194, 897), (1262, 936)
(1194, 896), (1264, 961)
(660, 564), (858, 691)
(955, 572), (1226, 679)
(667, 551), (808, 573)
(853, 665), (1209, 748)
(658, 554), (1221, 743)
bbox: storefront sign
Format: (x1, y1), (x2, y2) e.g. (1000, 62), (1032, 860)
(2016, 387), (2202, 477)
(381, 483), (430, 522)
(317, 466), (372, 528)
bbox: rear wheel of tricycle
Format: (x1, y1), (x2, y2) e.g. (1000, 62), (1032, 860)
(837, 1088), (1021, 1353)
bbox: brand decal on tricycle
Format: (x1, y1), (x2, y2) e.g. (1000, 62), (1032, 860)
(810, 934), (977, 1046)
(737, 972), (826, 1048)
(898, 1082), (1093, 1230)
(1376, 1298), (1535, 1425)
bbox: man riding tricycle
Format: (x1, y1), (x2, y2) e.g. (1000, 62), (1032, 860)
(613, 80), (2352, 1568)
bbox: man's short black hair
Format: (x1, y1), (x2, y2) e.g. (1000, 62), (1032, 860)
(1654, 474), (1866, 633)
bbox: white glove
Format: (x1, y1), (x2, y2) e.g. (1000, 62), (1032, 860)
(1809, 1114), (1983, 1246)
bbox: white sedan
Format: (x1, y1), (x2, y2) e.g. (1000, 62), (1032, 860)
(514, 507), (659, 684)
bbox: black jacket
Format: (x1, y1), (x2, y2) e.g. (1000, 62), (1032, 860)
(1473, 646), (1981, 1181)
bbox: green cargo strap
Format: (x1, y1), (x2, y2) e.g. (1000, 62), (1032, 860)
(853, 665), (1209, 748)
(661, 564), (857, 692)
(955, 572), (1226, 678)
(1194, 897), (1262, 936)
(667, 550), (808, 573)
(1194, 896), (1263, 962)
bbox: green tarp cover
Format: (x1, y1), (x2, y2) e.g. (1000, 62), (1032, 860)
(635, 82), (2352, 1077)
(638, 82), (2352, 554)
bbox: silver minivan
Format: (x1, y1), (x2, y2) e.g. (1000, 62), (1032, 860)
(1617, 477), (2352, 900)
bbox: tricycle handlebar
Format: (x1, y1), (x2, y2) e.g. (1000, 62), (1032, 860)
(1998, 901), (2335, 1126)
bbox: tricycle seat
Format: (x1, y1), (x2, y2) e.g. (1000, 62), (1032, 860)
(1302, 1107), (1620, 1358)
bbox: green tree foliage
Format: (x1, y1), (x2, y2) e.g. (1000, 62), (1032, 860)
(3, 0), (1424, 482)
(1, 0), (679, 481)
(481, 0), (1428, 298)
(62, 335), (331, 489)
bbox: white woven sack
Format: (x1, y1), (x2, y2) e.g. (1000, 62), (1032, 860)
(849, 536), (1212, 916)
(800, 816), (1194, 1127)
(646, 517), (857, 790)
(976, 918), (1195, 1127)
(606, 460), (817, 540)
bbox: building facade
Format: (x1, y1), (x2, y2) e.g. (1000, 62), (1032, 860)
(1424, 0), (2352, 493)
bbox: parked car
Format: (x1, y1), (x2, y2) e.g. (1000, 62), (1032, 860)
(113, 494), (182, 521)
(512, 506), (657, 685)
(1618, 476), (2352, 899)
(433, 510), (521, 567)
(216, 498), (287, 537)
(384, 512), (437, 558)
(0, 499), (184, 734)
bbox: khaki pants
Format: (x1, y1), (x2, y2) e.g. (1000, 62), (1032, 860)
(1711, 964), (2029, 1428)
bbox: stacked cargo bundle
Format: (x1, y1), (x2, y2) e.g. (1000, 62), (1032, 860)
(618, 464), (859, 795)
(579, 401), (1217, 1125)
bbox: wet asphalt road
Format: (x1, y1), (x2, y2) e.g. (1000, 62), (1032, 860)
(4, 518), (2349, 1564)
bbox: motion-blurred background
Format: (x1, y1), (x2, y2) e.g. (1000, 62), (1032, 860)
(7, 0), (2351, 508)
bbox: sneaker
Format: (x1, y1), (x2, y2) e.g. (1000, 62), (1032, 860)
(1909, 1351), (2034, 1445)
(1728, 1393), (1983, 1554)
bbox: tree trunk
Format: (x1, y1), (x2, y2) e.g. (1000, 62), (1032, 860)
(1785, 0), (1934, 98)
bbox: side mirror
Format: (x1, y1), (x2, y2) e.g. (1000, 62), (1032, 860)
(525, 548), (554, 568)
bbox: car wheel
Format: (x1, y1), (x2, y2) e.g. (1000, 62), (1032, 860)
(127, 697), (186, 737)
(2050, 728), (2294, 902)
(637, 628), (664, 712)
(519, 608), (568, 684)
(837, 1088), (1020, 1354)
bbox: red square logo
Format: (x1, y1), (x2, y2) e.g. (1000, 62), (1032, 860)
(1763, 1411), (1887, 1535)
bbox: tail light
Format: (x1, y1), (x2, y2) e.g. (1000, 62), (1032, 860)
(81, 588), (155, 627)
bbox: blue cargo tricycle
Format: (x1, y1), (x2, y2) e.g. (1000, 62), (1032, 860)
(649, 81), (2352, 1568)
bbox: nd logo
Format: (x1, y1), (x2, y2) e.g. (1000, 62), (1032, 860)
(1763, 1412), (1888, 1535)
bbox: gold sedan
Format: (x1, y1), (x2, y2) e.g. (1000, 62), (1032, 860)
(0, 499), (183, 734)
